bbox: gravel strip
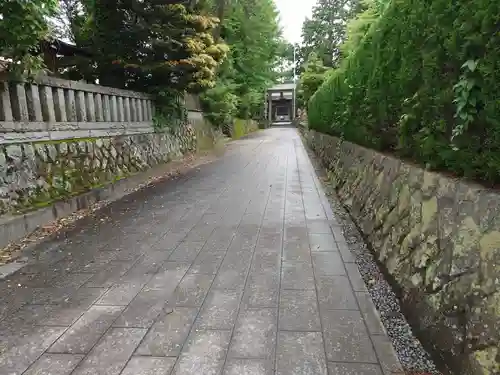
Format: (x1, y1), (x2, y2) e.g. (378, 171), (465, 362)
(306, 146), (442, 375)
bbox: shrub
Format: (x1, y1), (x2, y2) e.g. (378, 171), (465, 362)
(308, 0), (500, 184)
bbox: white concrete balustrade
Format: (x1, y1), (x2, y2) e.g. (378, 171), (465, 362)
(0, 76), (156, 144)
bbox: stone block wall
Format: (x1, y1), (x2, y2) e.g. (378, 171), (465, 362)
(0, 128), (195, 215)
(305, 130), (500, 375)
(0, 76), (199, 217)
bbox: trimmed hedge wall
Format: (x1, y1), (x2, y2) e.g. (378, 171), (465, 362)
(308, 0), (500, 184)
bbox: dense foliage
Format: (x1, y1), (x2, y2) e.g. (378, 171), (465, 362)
(308, 0), (500, 184)
(296, 52), (330, 110)
(200, 0), (281, 130)
(0, 0), (58, 75)
(69, 1), (227, 94)
(300, 0), (364, 67)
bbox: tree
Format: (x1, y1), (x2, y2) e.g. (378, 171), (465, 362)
(275, 41), (296, 83)
(301, 0), (364, 67)
(67, 1), (227, 95)
(201, 0), (282, 125)
(0, 0), (58, 75)
(296, 52), (330, 110)
(340, 0), (389, 57)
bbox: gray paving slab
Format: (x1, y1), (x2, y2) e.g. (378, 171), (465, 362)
(309, 233), (338, 252)
(279, 289), (321, 331)
(371, 335), (405, 375)
(95, 276), (150, 306)
(113, 288), (171, 328)
(0, 128), (400, 375)
(23, 354), (84, 375)
(281, 260), (315, 290)
(229, 308), (277, 358)
(136, 307), (198, 356)
(71, 327), (146, 375)
(171, 273), (214, 306)
(48, 305), (124, 354)
(316, 275), (359, 310)
(328, 362), (383, 375)
(195, 289), (241, 329)
(171, 330), (231, 375)
(223, 359), (274, 375)
(0, 326), (67, 375)
(346, 263), (368, 292)
(120, 356), (176, 375)
(276, 331), (327, 375)
(243, 270), (280, 308)
(312, 251), (346, 276)
(145, 262), (189, 291)
(356, 292), (386, 336)
(321, 309), (378, 363)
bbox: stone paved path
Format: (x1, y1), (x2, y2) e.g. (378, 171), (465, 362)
(0, 128), (401, 375)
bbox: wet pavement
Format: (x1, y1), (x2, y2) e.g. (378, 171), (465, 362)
(0, 128), (400, 375)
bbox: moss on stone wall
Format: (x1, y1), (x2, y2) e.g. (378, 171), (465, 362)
(0, 126), (197, 216)
(232, 119), (259, 139)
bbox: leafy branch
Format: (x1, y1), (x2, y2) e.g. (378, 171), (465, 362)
(451, 59), (481, 150)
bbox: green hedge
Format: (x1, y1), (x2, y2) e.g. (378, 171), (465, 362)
(308, 0), (500, 184)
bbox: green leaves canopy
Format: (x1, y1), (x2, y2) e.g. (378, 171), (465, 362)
(201, 0), (281, 125)
(308, 0), (500, 184)
(300, 0), (364, 67)
(0, 0), (58, 75)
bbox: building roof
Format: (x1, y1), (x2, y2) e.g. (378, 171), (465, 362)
(268, 82), (296, 91)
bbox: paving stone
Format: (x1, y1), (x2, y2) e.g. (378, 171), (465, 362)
(243, 271), (279, 308)
(95, 276), (150, 306)
(83, 261), (135, 288)
(136, 307), (198, 356)
(72, 328), (146, 375)
(281, 261), (315, 290)
(279, 289), (321, 331)
(51, 273), (94, 289)
(171, 330), (231, 375)
(312, 252), (346, 276)
(229, 308), (277, 358)
(321, 310), (378, 363)
(276, 331), (327, 375)
(356, 292), (386, 336)
(18, 287), (106, 327)
(0, 326), (66, 375)
(328, 363), (383, 375)
(120, 356), (176, 375)
(282, 242), (311, 262)
(371, 335), (404, 375)
(337, 241), (356, 263)
(255, 232), (282, 250)
(309, 233), (338, 252)
(189, 252), (224, 274)
(48, 305), (124, 354)
(251, 249), (281, 273)
(169, 241), (206, 262)
(145, 262), (189, 291)
(284, 226), (309, 241)
(213, 265), (248, 290)
(24, 354), (84, 375)
(316, 276), (358, 310)
(196, 289), (241, 329)
(306, 220), (333, 234)
(113, 288), (171, 328)
(223, 359), (274, 375)
(346, 263), (368, 292)
(126, 251), (173, 275)
(172, 273), (214, 306)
